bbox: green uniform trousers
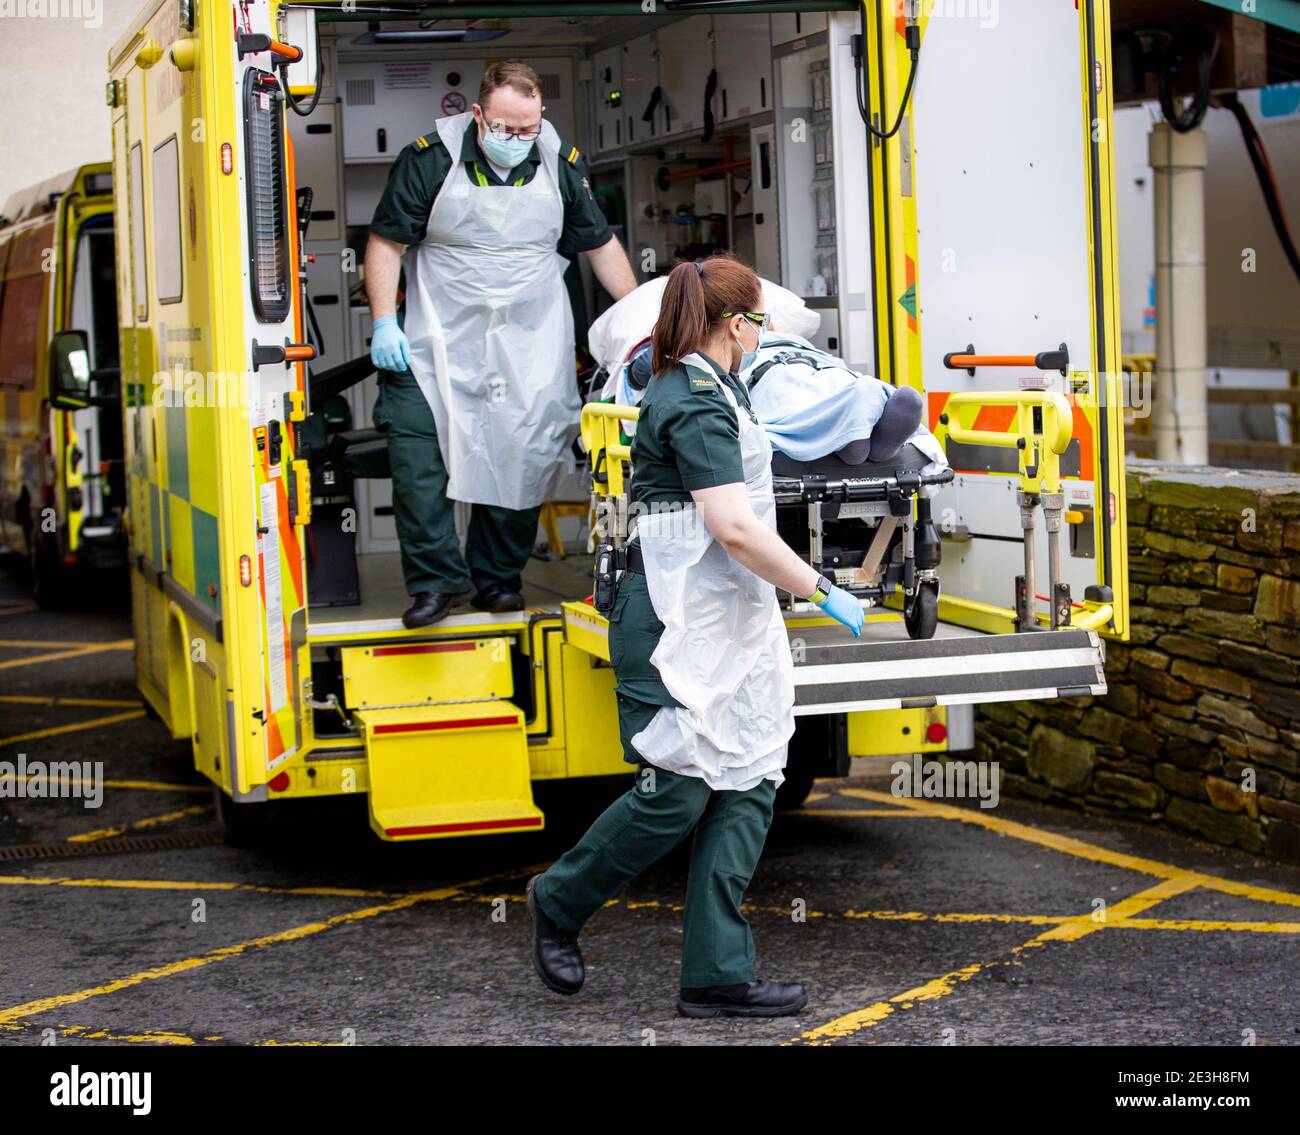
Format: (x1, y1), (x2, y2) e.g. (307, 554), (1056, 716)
(534, 690), (779, 990)
(373, 368), (540, 595)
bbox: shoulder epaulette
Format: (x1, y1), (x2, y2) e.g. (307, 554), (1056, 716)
(414, 135), (431, 150)
(563, 145), (581, 165)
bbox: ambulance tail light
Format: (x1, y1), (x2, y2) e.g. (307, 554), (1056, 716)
(242, 68), (290, 323)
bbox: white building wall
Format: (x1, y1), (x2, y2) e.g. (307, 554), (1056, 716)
(0, 1), (141, 208)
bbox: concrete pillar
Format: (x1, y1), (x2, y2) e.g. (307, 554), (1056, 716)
(1148, 123), (1208, 465)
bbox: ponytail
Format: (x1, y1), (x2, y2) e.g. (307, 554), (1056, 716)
(650, 253), (762, 377)
(651, 261), (710, 375)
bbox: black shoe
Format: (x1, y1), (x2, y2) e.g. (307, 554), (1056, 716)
(527, 873), (584, 995)
(401, 590), (470, 629)
(677, 979), (808, 1019)
(471, 581), (525, 613)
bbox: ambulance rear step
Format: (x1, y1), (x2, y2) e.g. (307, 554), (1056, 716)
(342, 636), (543, 840)
(788, 624), (1106, 715)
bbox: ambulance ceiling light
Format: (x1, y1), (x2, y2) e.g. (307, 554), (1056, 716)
(351, 26), (509, 45)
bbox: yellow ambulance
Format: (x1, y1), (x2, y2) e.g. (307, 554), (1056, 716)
(107, 0), (1127, 843)
(0, 163), (125, 605)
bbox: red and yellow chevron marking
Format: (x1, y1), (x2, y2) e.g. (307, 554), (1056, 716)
(256, 440), (305, 770)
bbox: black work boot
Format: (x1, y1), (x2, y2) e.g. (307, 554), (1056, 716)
(472, 581), (525, 613)
(402, 591), (470, 629)
(677, 979), (808, 1018)
(526, 873), (584, 995)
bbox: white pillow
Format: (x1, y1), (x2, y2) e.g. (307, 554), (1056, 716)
(588, 275), (821, 372)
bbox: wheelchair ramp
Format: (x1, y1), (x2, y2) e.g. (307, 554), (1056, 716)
(787, 621), (1106, 715)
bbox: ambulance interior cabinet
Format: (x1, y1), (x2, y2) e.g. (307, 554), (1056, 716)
(620, 33), (660, 147)
(774, 35), (836, 301)
(716, 13), (772, 122)
(658, 16), (714, 137)
(592, 46), (623, 153)
(771, 11), (828, 46)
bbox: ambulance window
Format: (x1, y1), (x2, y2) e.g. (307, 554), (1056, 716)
(243, 68), (290, 322)
(152, 136), (183, 305)
(129, 141), (148, 322)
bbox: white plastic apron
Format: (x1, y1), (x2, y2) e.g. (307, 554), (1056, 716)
(629, 354), (796, 792)
(402, 111), (578, 510)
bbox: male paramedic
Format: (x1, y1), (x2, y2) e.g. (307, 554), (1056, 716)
(365, 61), (638, 627)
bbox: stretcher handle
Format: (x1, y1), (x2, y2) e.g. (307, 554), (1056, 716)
(943, 343), (1069, 375)
(940, 390), (1073, 456)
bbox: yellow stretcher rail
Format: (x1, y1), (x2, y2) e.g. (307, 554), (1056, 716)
(581, 402), (639, 499)
(939, 389), (1073, 495)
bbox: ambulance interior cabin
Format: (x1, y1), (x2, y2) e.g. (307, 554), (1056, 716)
(292, 4), (868, 616)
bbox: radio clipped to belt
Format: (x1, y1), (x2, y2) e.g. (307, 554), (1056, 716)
(592, 542), (644, 613)
(592, 543), (625, 613)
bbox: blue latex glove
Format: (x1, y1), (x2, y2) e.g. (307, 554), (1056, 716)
(371, 315), (412, 373)
(818, 584), (864, 638)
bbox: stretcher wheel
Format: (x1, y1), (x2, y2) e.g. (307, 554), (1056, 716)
(904, 581), (939, 641)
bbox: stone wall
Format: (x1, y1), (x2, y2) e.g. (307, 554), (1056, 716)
(975, 460), (1300, 864)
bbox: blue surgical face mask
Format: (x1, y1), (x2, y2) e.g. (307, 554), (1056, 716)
(734, 319), (761, 375)
(479, 127), (535, 170)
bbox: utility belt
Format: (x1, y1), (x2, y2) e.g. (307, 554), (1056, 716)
(592, 541), (644, 613)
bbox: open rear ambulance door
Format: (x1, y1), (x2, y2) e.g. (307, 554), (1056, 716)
(866, 0), (1129, 641)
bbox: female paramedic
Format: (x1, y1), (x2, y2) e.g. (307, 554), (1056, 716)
(528, 253), (864, 1018)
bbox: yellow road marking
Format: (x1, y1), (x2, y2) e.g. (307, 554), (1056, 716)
(0, 874), (404, 900)
(0, 640), (132, 671)
(0, 775), (209, 794)
(0, 709), (146, 747)
(67, 803), (212, 843)
(0, 1021), (198, 1046)
(0, 638), (134, 650)
(837, 787), (1300, 909)
(0, 861), (550, 1026)
(0, 1019), (349, 1046)
(789, 807), (933, 817)
(1121, 917), (1300, 934)
(0, 695), (142, 708)
(789, 879), (1193, 1045)
(463, 890), (1300, 934)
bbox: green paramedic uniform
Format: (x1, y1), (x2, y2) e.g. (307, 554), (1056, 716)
(534, 353), (780, 990)
(369, 127), (612, 596)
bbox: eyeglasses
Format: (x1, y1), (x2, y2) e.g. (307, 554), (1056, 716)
(722, 311), (771, 331)
(484, 123), (543, 142)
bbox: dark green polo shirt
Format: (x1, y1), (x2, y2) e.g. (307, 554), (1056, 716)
(370, 123), (612, 256)
(629, 353), (757, 509)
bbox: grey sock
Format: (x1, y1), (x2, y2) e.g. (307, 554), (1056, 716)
(835, 385), (924, 465)
(866, 386), (923, 462)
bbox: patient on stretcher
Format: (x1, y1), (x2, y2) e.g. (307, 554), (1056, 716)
(609, 332), (948, 478)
